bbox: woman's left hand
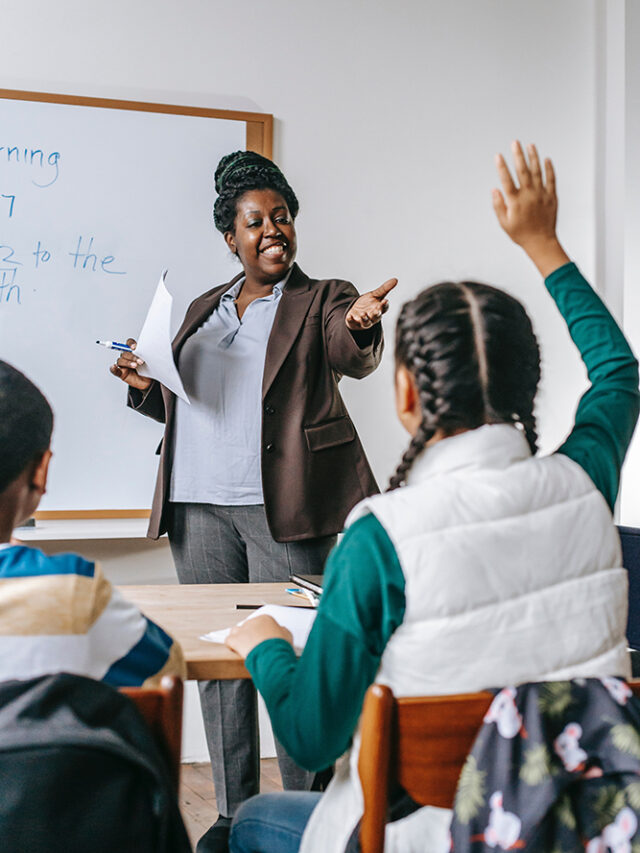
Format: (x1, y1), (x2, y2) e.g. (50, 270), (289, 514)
(345, 278), (398, 330)
(225, 615), (294, 659)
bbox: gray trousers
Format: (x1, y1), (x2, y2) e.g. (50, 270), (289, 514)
(168, 502), (335, 818)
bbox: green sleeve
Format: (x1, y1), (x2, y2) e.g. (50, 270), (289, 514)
(245, 513), (405, 772)
(550, 263), (640, 511)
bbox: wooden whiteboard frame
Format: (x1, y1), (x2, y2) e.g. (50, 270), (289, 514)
(0, 89), (272, 159)
(0, 89), (273, 521)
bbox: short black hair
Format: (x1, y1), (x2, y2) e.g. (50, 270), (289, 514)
(0, 361), (53, 493)
(213, 150), (299, 233)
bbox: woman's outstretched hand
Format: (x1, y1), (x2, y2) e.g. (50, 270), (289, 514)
(493, 141), (570, 278)
(109, 339), (153, 392)
(346, 277), (398, 330)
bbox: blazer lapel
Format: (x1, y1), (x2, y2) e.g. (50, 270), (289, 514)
(262, 264), (315, 400)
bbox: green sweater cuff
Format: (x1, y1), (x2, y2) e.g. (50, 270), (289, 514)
(544, 260), (577, 288)
(246, 637), (296, 683)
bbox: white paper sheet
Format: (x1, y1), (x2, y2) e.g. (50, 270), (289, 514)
(201, 604), (317, 652)
(135, 270), (190, 403)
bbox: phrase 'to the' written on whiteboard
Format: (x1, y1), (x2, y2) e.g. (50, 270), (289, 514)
(0, 90), (272, 515)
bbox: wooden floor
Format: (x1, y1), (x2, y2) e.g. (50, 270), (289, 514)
(180, 759), (283, 846)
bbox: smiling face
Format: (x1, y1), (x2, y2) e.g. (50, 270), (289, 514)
(224, 188), (297, 286)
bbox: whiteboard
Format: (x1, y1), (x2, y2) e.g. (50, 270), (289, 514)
(0, 91), (270, 514)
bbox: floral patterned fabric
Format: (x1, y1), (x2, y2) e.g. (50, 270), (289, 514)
(450, 678), (640, 852)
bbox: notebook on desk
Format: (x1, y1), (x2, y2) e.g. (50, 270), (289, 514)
(289, 574), (323, 596)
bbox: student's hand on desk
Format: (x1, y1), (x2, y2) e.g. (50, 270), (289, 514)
(346, 278), (398, 330)
(492, 141), (570, 278)
(225, 615), (293, 659)
(109, 338), (153, 392)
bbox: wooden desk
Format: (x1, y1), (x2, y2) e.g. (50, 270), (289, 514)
(119, 583), (305, 680)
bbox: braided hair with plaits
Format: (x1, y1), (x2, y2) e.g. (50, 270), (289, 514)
(213, 150), (299, 234)
(388, 281), (541, 490)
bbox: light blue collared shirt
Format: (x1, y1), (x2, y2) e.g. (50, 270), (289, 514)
(169, 276), (285, 505)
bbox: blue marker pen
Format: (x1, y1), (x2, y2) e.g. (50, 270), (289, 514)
(96, 340), (133, 353)
(286, 588), (319, 606)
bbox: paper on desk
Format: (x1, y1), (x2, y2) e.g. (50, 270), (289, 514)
(135, 270), (190, 403)
(201, 604), (317, 652)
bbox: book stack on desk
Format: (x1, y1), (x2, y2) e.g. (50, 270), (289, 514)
(288, 574), (323, 596)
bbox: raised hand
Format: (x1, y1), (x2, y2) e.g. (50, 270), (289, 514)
(345, 277), (398, 330)
(493, 141), (569, 277)
(109, 338), (153, 392)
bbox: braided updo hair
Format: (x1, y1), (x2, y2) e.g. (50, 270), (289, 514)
(388, 281), (541, 490)
(213, 150), (299, 233)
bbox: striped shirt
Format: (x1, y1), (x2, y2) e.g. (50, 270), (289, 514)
(0, 545), (185, 687)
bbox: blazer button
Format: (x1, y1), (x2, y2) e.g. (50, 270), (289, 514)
(265, 443), (275, 453)
(265, 405), (275, 415)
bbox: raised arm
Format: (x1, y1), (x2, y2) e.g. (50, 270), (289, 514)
(548, 264), (639, 510)
(494, 142), (640, 510)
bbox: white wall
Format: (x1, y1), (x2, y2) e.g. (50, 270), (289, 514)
(3, 0), (602, 488)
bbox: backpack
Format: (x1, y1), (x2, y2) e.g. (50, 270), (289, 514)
(0, 672), (192, 852)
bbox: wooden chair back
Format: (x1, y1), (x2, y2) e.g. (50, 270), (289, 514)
(358, 683), (492, 853)
(358, 680), (640, 853)
(120, 675), (183, 789)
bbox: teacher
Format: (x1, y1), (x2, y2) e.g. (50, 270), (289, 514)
(110, 150), (395, 853)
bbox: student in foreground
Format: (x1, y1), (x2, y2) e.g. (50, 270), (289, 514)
(0, 360), (185, 687)
(223, 143), (640, 853)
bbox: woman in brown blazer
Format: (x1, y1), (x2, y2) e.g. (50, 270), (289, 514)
(110, 150), (396, 853)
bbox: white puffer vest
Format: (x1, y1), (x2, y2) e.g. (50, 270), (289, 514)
(300, 424), (629, 853)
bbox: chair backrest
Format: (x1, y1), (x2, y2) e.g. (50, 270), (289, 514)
(358, 681), (640, 853)
(358, 683), (493, 853)
(120, 675), (183, 789)
(619, 525), (640, 650)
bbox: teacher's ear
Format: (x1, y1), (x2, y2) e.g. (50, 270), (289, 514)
(224, 231), (237, 256)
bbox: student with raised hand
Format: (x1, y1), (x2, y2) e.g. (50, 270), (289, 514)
(223, 142), (640, 853)
(0, 361), (185, 688)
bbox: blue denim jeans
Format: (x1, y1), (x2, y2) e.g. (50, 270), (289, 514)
(229, 792), (322, 853)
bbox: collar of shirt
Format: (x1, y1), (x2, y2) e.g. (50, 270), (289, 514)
(406, 423), (532, 486)
(220, 268), (292, 303)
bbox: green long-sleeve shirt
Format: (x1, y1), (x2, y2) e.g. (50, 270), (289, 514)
(246, 262), (640, 771)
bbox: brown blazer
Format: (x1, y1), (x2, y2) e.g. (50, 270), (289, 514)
(129, 263), (383, 541)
